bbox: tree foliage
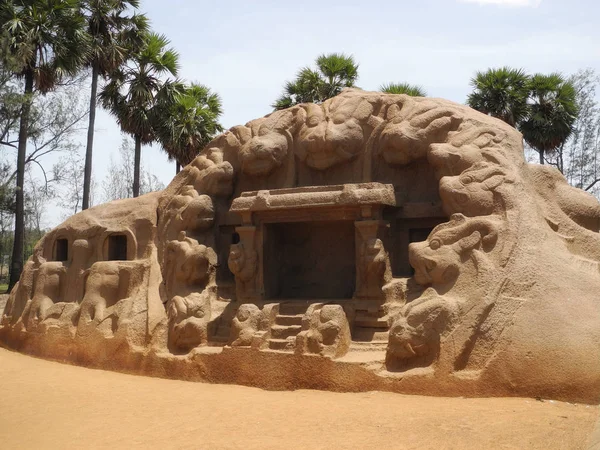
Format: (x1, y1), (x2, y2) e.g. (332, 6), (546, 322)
(272, 53), (358, 110)
(548, 69), (600, 195)
(1, 0), (90, 290)
(520, 73), (578, 164)
(467, 67), (578, 165)
(467, 67), (530, 127)
(380, 82), (427, 97)
(155, 82), (223, 168)
(80, 0), (148, 210)
(99, 31), (179, 197)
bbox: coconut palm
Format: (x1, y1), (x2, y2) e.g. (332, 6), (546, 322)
(380, 82), (427, 97)
(156, 82), (223, 173)
(99, 32), (179, 197)
(0, 0), (90, 291)
(520, 73), (578, 165)
(467, 67), (530, 127)
(80, 0), (148, 210)
(272, 53), (359, 110)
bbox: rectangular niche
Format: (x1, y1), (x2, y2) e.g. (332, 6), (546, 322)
(263, 221), (356, 299)
(107, 234), (128, 261)
(55, 238), (68, 261)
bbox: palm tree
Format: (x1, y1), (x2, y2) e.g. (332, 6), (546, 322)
(380, 82), (427, 97)
(156, 82), (223, 173)
(99, 32), (179, 197)
(80, 0), (148, 210)
(467, 67), (530, 127)
(0, 0), (90, 291)
(272, 53), (359, 110)
(520, 73), (578, 165)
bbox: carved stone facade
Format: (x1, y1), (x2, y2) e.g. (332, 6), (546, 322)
(2, 89), (599, 403)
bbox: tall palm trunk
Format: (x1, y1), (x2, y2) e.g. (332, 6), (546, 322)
(176, 161), (180, 174)
(8, 69), (34, 292)
(133, 134), (141, 197)
(539, 149), (544, 165)
(82, 62), (99, 210)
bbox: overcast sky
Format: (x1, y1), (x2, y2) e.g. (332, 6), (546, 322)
(45, 0), (600, 226)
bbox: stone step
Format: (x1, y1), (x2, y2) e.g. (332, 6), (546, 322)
(275, 314), (303, 326)
(350, 341), (388, 352)
(278, 302), (311, 315)
(354, 317), (389, 328)
(352, 327), (389, 342)
(270, 324), (302, 339)
(268, 338), (295, 351)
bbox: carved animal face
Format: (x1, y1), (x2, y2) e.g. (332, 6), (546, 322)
(388, 316), (431, 359)
(227, 243), (245, 274)
(168, 238), (212, 285)
(296, 97), (372, 170)
(408, 215), (497, 286)
(380, 103), (460, 166)
(178, 195), (214, 232)
(191, 155), (234, 197)
(439, 162), (511, 216)
(239, 129), (289, 177)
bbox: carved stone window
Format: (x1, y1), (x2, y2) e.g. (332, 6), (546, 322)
(55, 238), (68, 261)
(107, 234), (128, 261)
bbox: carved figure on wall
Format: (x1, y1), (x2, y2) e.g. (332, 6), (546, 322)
(228, 242), (258, 299)
(379, 101), (461, 166)
(77, 263), (129, 337)
(356, 237), (389, 299)
(164, 232), (217, 351)
(22, 262), (65, 330)
(167, 291), (212, 351)
(387, 292), (459, 366)
(408, 214), (499, 289)
(296, 95), (375, 171)
(229, 303), (262, 347)
(3, 89), (600, 403)
(296, 304), (351, 358)
(238, 110), (297, 178)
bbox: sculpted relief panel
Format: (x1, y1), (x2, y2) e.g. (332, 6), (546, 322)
(2, 89), (599, 403)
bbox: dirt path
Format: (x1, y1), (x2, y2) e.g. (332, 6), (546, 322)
(0, 347), (597, 450)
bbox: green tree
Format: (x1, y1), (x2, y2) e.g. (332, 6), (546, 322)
(380, 82), (427, 97)
(520, 73), (578, 165)
(0, 0), (90, 291)
(156, 82), (223, 172)
(99, 32), (179, 198)
(272, 53), (358, 110)
(80, 0), (148, 210)
(467, 67), (530, 127)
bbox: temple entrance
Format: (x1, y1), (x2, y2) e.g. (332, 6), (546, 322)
(264, 221), (356, 299)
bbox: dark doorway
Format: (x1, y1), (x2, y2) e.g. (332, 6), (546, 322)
(55, 238), (68, 261)
(108, 234), (128, 261)
(264, 221), (356, 299)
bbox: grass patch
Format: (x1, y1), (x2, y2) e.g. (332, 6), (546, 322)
(0, 283), (8, 294)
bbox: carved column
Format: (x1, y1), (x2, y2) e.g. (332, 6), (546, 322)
(229, 225), (261, 302)
(354, 219), (391, 301)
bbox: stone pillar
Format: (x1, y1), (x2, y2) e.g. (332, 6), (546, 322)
(354, 220), (391, 300)
(228, 225), (261, 301)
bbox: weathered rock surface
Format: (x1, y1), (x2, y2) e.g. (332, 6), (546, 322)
(2, 89), (599, 403)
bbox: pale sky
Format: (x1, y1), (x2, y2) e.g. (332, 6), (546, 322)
(43, 0), (600, 227)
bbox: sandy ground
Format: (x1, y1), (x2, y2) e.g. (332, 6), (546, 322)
(0, 346), (597, 450)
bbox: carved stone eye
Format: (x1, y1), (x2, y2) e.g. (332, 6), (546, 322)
(430, 238), (442, 250)
(460, 175), (474, 185)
